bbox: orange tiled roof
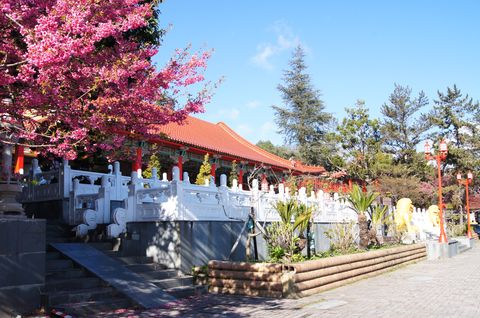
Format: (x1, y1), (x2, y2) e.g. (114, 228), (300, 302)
(149, 116), (325, 174)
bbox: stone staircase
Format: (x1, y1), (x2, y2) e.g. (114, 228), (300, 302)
(43, 220), (202, 316)
(44, 222), (133, 316)
(101, 245), (205, 299)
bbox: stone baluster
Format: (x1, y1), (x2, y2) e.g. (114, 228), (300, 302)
(209, 176), (215, 188)
(162, 172), (168, 182)
(62, 159), (71, 198)
(172, 166), (180, 182)
(220, 174), (227, 188)
(299, 187), (307, 204)
(183, 172), (190, 184)
(285, 187), (290, 199)
(231, 179), (238, 191)
(269, 184), (275, 195)
(101, 175), (109, 188)
(278, 183), (285, 201)
(252, 179), (259, 193)
(113, 161), (121, 175)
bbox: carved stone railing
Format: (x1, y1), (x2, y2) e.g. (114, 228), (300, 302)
(21, 162), (357, 237)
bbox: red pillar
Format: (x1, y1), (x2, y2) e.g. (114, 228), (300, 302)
(466, 180), (472, 239)
(348, 179), (353, 190)
(132, 146), (142, 173)
(177, 155), (183, 181)
(211, 162), (216, 181)
(14, 145), (24, 174)
(238, 168), (244, 188)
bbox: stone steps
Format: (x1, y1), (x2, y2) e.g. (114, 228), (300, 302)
(45, 276), (103, 292)
(125, 263), (168, 273)
(46, 259), (74, 271)
(166, 285), (208, 299)
(48, 286), (118, 305)
(46, 267), (87, 280)
(44, 222), (131, 314)
(116, 255), (156, 265)
(139, 269), (180, 280)
(151, 276), (193, 289)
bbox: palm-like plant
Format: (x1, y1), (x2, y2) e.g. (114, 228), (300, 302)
(347, 184), (378, 249)
(370, 204), (389, 245)
(347, 184), (378, 215)
(275, 199), (297, 225)
(266, 199), (313, 262)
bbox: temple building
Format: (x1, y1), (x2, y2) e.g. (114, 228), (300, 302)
(144, 116), (326, 188)
(9, 116), (326, 189)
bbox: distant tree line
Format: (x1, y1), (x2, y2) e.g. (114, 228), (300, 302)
(257, 46), (480, 208)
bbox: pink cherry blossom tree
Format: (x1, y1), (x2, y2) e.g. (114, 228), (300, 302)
(0, 0), (212, 159)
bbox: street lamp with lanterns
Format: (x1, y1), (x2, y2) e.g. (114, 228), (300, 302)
(457, 172), (474, 239)
(424, 139), (448, 243)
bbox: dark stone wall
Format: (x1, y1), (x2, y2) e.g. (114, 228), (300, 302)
(0, 219), (45, 317)
(121, 221), (339, 274)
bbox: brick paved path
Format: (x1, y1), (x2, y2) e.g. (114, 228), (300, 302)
(99, 245), (480, 318)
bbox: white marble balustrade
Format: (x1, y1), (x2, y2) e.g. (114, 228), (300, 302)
(21, 162), (357, 237)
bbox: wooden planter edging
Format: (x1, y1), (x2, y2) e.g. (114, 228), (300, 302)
(208, 260), (295, 298)
(208, 243), (426, 298)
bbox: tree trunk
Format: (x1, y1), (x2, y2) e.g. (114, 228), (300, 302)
(358, 213), (369, 249)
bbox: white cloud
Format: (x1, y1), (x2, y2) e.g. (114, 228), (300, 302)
(251, 22), (302, 70)
(246, 100), (261, 109)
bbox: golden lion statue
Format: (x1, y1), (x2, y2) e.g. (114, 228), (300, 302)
(395, 198), (416, 239)
(427, 205), (440, 229)
(394, 198), (417, 243)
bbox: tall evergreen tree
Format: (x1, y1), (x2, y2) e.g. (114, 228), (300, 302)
(380, 84), (429, 165)
(273, 46), (333, 166)
(338, 100), (382, 181)
(432, 85), (480, 171)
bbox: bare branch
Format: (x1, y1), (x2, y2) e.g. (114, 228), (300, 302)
(5, 14), (23, 29)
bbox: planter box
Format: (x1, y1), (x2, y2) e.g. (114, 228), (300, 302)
(208, 243), (426, 298)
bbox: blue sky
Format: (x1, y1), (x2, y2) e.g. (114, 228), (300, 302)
(154, 1), (480, 146)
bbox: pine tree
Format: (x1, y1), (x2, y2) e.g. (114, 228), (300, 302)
(229, 160), (238, 186)
(142, 153), (161, 179)
(380, 84), (429, 165)
(432, 85), (480, 172)
(273, 46), (333, 166)
(338, 100), (382, 182)
(196, 153), (211, 185)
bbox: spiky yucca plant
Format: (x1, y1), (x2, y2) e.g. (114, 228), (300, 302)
(347, 184), (378, 249)
(266, 199), (313, 262)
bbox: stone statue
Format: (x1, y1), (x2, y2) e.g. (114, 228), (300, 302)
(394, 198), (416, 242)
(427, 205), (441, 236)
(427, 205), (440, 227)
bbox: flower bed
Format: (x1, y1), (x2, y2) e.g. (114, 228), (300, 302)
(208, 243), (426, 298)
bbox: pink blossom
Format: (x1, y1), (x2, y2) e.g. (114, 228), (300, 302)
(0, 0), (213, 159)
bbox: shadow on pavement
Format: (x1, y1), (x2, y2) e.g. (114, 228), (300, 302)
(96, 294), (288, 317)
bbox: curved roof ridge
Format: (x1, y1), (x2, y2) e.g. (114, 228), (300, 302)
(150, 116), (325, 174)
(216, 121), (294, 168)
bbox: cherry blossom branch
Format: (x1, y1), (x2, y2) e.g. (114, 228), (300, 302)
(5, 14), (23, 29)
